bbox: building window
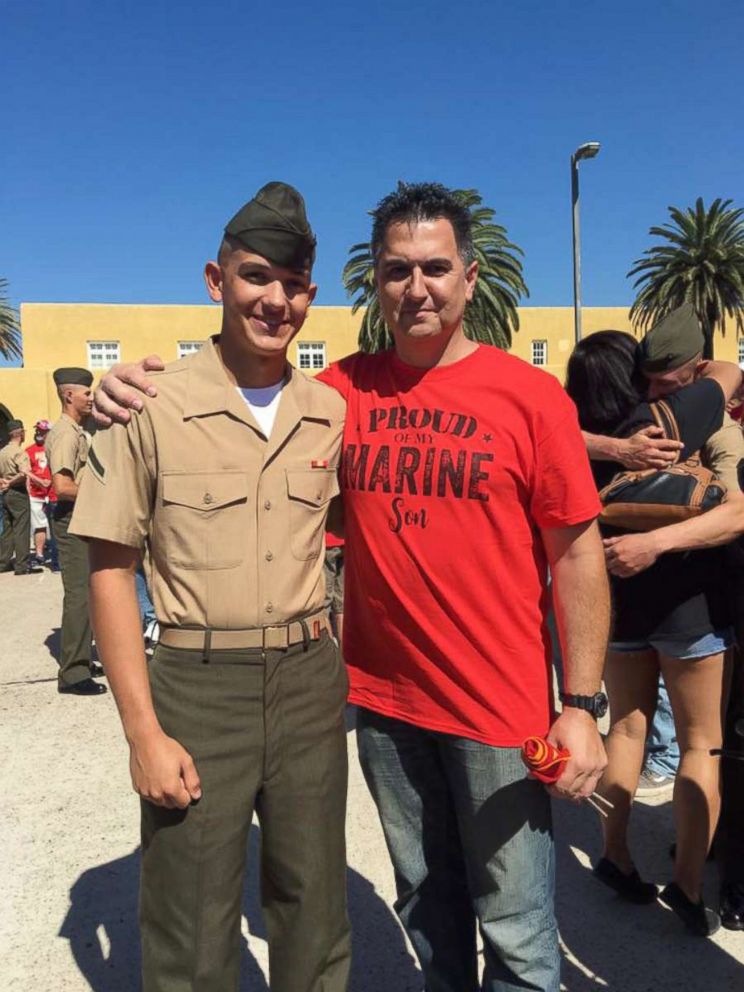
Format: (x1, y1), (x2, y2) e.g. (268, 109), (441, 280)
(738, 338), (744, 367)
(178, 341), (203, 359)
(297, 341), (326, 370)
(87, 341), (120, 370)
(531, 340), (548, 367)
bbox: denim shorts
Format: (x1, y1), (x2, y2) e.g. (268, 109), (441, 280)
(609, 627), (734, 660)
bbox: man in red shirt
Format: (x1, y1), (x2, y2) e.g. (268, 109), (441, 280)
(25, 419), (55, 565)
(318, 184), (608, 992)
(95, 183), (609, 992)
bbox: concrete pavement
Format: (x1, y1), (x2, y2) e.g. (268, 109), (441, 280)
(2, 568), (743, 990)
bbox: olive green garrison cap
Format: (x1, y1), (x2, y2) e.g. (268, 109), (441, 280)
(639, 302), (704, 374)
(53, 367), (94, 387)
(224, 182), (316, 270)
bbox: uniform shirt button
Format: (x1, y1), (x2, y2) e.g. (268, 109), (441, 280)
(265, 550), (273, 561)
(264, 499), (272, 510)
(266, 602), (274, 614)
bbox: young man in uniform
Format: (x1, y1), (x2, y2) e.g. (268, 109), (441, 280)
(96, 182), (608, 992)
(26, 419), (54, 566)
(0, 420), (43, 575)
(71, 183), (350, 992)
(46, 369), (106, 696)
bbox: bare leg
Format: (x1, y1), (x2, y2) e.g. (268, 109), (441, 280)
(598, 649), (659, 872)
(34, 529), (46, 558)
(660, 650), (728, 902)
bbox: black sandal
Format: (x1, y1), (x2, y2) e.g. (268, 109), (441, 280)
(593, 857), (658, 904)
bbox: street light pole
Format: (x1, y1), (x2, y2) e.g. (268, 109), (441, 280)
(571, 141), (600, 343)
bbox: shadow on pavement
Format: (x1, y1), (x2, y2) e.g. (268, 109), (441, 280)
(44, 627), (61, 660)
(60, 825), (420, 991)
(555, 797), (744, 991)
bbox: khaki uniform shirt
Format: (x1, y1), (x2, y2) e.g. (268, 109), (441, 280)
(45, 413), (92, 502)
(702, 415), (744, 493)
(70, 336), (346, 629)
(0, 440), (31, 491)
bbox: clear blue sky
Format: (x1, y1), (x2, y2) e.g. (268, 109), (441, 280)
(3, 0), (743, 366)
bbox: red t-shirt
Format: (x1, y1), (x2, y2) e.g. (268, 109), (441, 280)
(319, 345), (600, 746)
(325, 532), (345, 549)
(25, 443), (55, 501)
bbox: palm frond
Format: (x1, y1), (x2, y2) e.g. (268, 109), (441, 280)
(0, 279), (22, 361)
(627, 198), (744, 356)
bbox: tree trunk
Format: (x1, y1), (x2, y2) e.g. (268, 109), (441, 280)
(702, 303), (716, 360)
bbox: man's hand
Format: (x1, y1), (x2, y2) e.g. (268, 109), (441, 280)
(129, 729), (202, 809)
(604, 532), (661, 577)
(93, 355), (165, 427)
(0, 479), (8, 492)
(617, 426), (683, 470)
(546, 708), (607, 800)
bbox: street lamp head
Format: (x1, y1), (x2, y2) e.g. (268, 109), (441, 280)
(573, 141), (601, 162)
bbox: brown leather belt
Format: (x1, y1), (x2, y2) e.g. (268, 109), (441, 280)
(159, 609), (330, 652)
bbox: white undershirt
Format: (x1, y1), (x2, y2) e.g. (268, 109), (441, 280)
(236, 380), (285, 438)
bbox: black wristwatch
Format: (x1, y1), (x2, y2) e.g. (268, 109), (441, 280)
(559, 691), (608, 720)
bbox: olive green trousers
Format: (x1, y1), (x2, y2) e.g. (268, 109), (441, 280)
(141, 633), (351, 992)
(51, 505), (92, 685)
(0, 486), (31, 572)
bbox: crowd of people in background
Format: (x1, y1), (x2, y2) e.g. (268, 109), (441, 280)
(0, 418), (53, 574)
(2, 180), (744, 992)
(0, 369), (160, 696)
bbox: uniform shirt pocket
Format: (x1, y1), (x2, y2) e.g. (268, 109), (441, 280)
(286, 469), (339, 561)
(158, 471), (249, 569)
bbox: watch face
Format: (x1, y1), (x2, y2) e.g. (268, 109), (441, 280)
(594, 692), (609, 718)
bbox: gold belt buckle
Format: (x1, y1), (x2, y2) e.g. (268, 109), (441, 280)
(263, 625), (289, 650)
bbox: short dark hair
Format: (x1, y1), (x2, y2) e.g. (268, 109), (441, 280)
(370, 182), (475, 264)
(565, 331), (644, 434)
(217, 234), (242, 266)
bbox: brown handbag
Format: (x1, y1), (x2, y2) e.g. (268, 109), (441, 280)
(598, 399), (727, 532)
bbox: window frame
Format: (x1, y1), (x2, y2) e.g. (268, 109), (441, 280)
(531, 339), (548, 367)
(297, 341), (327, 371)
(87, 340), (121, 371)
(177, 341), (203, 359)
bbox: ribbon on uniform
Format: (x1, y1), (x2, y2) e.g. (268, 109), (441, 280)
(521, 736), (570, 784)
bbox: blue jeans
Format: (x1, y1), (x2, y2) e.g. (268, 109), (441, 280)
(356, 707), (558, 992)
(135, 567), (156, 627)
(645, 679), (680, 778)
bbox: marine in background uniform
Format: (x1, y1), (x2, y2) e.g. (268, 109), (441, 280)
(0, 419), (42, 575)
(46, 368), (106, 696)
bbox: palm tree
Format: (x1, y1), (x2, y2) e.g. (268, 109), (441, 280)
(628, 198), (744, 359)
(0, 279), (22, 361)
(342, 185), (529, 352)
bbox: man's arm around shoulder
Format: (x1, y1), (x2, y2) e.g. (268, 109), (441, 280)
(89, 540), (201, 809)
(583, 427), (683, 470)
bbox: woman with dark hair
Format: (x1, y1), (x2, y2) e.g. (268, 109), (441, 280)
(566, 330), (742, 936)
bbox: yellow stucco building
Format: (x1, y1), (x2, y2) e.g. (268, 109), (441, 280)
(1, 302), (741, 439)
